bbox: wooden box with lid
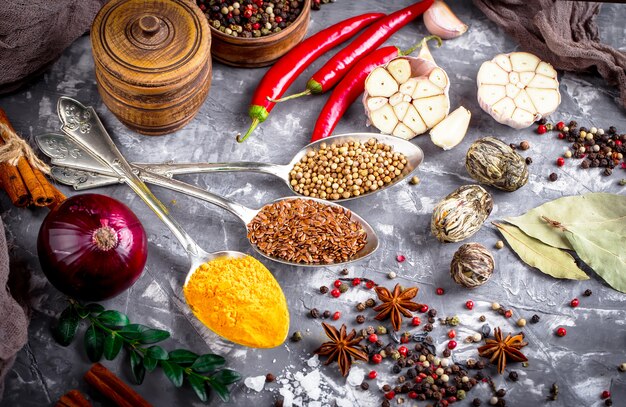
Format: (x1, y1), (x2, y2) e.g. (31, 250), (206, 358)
(91, 0), (212, 136)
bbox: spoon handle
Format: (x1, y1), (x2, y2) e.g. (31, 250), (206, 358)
(138, 162), (288, 179)
(56, 97), (204, 258)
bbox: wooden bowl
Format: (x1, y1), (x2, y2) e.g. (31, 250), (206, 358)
(209, 0), (311, 68)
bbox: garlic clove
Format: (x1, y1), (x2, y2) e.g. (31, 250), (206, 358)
(412, 78), (444, 99)
(413, 94), (449, 128)
(369, 104), (398, 134)
(513, 90), (536, 113)
(477, 62), (509, 85)
(508, 71), (520, 85)
(519, 72), (535, 86)
(505, 83), (520, 99)
(399, 77), (419, 96)
(509, 52), (540, 72)
(526, 87), (560, 116)
(527, 74), (558, 89)
(367, 96), (388, 111)
(428, 67), (448, 89)
(393, 101), (412, 122)
(389, 92), (404, 107)
(536, 61), (557, 78)
(365, 67), (399, 97)
(430, 106), (471, 150)
(491, 97), (516, 121)
(423, 0), (468, 40)
(387, 58), (412, 85)
(403, 105), (428, 135)
(478, 84), (506, 106)
(494, 54), (512, 72)
(510, 108), (537, 128)
(392, 122), (415, 140)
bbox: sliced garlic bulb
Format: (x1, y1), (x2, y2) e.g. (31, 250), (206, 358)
(477, 52), (560, 129)
(364, 51), (450, 140)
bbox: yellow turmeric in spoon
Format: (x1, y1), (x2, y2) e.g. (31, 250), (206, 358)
(183, 255), (289, 348)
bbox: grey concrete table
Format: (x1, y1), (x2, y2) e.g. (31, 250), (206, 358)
(1, 1), (625, 406)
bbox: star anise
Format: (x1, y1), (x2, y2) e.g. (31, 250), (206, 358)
(372, 284), (420, 331)
(314, 323), (368, 377)
(477, 327), (528, 374)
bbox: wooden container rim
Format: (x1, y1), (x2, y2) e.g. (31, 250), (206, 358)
(208, 0), (311, 45)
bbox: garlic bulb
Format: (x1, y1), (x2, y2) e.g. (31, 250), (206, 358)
(477, 52), (561, 129)
(363, 43), (450, 140)
(430, 106), (471, 150)
(424, 0), (468, 40)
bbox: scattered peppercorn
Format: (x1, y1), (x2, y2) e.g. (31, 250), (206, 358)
(479, 315), (486, 322)
(525, 157), (533, 165)
(340, 268), (349, 276)
(508, 371), (519, 382)
(360, 381), (369, 390)
(549, 172), (558, 182)
(537, 124), (548, 134)
(323, 310), (331, 318)
(266, 373), (276, 382)
(310, 308), (320, 318)
(570, 298), (580, 307)
(409, 176), (420, 185)
(556, 327), (567, 337)
(519, 141), (530, 150)
(531, 314), (540, 323)
(496, 389), (506, 397)
(356, 315), (366, 324)
(332, 311), (341, 320)
(338, 283), (349, 293)
(504, 309), (513, 318)
(517, 318), (526, 327)
(320, 285), (329, 294)
(620, 179), (626, 186)
(495, 240), (504, 249)
(601, 390), (611, 399)
(291, 331), (302, 342)
(556, 157), (565, 166)
(473, 398), (482, 406)
(330, 289), (341, 298)
(356, 302), (366, 312)
(605, 399), (613, 406)
(619, 362), (626, 372)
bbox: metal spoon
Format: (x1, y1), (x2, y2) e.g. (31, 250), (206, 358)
(36, 132), (424, 199)
(54, 97), (379, 267)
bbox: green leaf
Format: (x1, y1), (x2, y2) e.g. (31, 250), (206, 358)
(168, 349), (198, 366)
(506, 193), (626, 250)
(97, 310), (130, 329)
(188, 374), (208, 402)
(191, 354), (225, 373)
(84, 324), (105, 362)
(138, 329), (170, 344)
(103, 332), (123, 360)
(118, 324), (150, 340)
(495, 223), (589, 280)
(130, 350), (146, 384)
(146, 345), (169, 360)
(564, 226), (626, 293)
(52, 306), (80, 346)
(84, 303), (105, 315)
(161, 360), (183, 387)
(143, 356), (158, 372)
(208, 378), (230, 402)
(212, 369), (242, 385)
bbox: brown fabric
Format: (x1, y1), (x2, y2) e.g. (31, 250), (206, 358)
(473, 0), (626, 109)
(0, 219), (29, 398)
(0, 0), (108, 94)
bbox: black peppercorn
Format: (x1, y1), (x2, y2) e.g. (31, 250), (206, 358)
(605, 399), (613, 406)
(360, 381), (369, 390)
(443, 349), (451, 357)
(393, 364), (401, 374)
(427, 309), (437, 317)
(356, 315), (365, 324)
(381, 400), (390, 407)
(549, 172), (558, 182)
(581, 160), (590, 169)
(508, 371), (519, 381)
(310, 308), (320, 318)
(538, 118), (547, 125)
(382, 384), (392, 392)
(423, 323), (433, 332)
(496, 389), (506, 397)
(472, 398), (482, 406)
(393, 385), (402, 393)
(266, 373), (275, 382)
(320, 286), (329, 294)
(323, 310), (331, 318)
(583, 289), (592, 296)
(525, 157), (533, 165)
(407, 368), (417, 379)
(531, 314), (540, 323)
(497, 399), (507, 407)
(604, 168), (613, 176)
(609, 126), (617, 134)
(340, 268), (349, 275)
(428, 316), (436, 323)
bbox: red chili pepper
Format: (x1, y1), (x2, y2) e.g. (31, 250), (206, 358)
(310, 36), (440, 142)
(237, 13), (385, 143)
(276, 0), (434, 104)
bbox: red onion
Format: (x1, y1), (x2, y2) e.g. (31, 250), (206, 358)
(37, 193), (148, 301)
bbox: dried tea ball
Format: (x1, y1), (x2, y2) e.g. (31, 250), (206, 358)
(450, 243), (495, 288)
(431, 185), (493, 243)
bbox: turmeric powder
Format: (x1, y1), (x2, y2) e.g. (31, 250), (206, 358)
(183, 255), (289, 348)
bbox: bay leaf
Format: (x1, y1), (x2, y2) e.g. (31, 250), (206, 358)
(494, 223), (589, 280)
(564, 226), (626, 293)
(505, 193), (626, 250)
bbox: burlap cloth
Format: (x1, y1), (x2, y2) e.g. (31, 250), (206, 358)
(0, 219), (28, 398)
(473, 0), (626, 109)
(0, 0), (107, 94)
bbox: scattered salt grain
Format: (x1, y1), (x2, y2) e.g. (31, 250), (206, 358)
(298, 369), (322, 400)
(346, 367), (365, 387)
(279, 388), (294, 407)
(307, 354), (320, 368)
(244, 375), (266, 392)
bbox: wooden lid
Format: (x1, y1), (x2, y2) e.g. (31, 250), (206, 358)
(91, 0), (210, 88)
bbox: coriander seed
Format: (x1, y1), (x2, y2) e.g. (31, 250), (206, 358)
(409, 176), (420, 185)
(517, 318), (527, 327)
(495, 240), (504, 249)
(519, 141), (530, 150)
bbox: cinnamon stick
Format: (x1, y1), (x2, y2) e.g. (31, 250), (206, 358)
(84, 363), (152, 407)
(0, 108), (65, 207)
(56, 389), (92, 407)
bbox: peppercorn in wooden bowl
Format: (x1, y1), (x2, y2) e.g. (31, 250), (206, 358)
(203, 0), (311, 68)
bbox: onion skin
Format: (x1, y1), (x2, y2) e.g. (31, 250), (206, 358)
(37, 194), (148, 301)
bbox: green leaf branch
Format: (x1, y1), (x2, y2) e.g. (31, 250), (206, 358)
(52, 299), (241, 402)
